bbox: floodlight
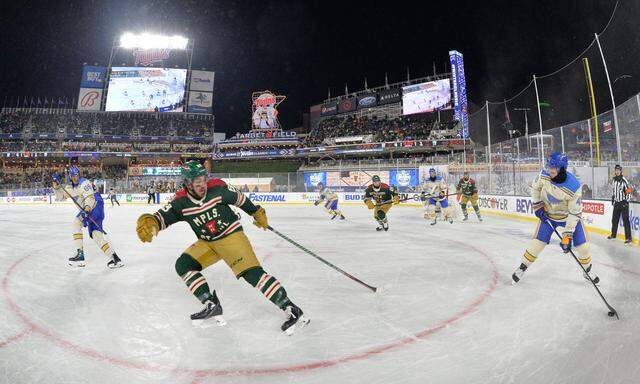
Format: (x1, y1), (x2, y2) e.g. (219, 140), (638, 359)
(119, 32), (188, 50)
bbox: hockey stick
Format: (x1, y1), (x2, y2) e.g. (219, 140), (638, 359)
(267, 226), (378, 293)
(424, 192), (458, 199)
(371, 192), (458, 207)
(56, 183), (107, 235)
(373, 198), (406, 207)
(546, 219), (618, 319)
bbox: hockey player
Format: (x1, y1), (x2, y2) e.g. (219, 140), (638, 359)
(108, 187), (120, 206)
(511, 152), (599, 285)
(52, 166), (123, 269)
(314, 182), (345, 220)
(422, 168), (453, 225)
(363, 175), (399, 231)
(135, 161), (309, 335)
(457, 171), (482, 221)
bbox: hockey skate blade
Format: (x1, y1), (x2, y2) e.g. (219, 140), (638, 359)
(67, 261), (86, 268)
(107, 262), (124, 269)
(192, 315), (227, 328)
(284, 316), (310, 336)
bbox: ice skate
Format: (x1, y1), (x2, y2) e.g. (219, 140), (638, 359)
(107, 253), (124, 269)
(511, 263), (527, 285)
(583, 265), (600, 285)
(191, 293), (226, 327)
(281, 303), (310, 336)
(68, 249), (86, 268)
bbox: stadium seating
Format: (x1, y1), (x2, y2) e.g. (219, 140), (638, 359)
(304, 115), (458, 147)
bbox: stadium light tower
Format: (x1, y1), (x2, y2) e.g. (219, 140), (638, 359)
(119, 32), (189, 50)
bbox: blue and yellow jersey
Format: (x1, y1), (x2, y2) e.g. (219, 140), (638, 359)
(422, 175), (447, 197)
(54, 177), (97, 211)
(532, 169), (582, 232)
(318, 187), (338, 203)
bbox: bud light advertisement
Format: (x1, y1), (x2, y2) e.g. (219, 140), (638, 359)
(304, 172), (327, 188)
(390, 169), (419, 189)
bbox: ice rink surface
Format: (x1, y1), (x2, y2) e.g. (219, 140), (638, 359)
(1, 203), (639, 384)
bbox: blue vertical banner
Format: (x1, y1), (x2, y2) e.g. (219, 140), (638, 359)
(389, 169), (419, 188)
(304, 172), (327, 188)
(449, 50), (469, 138)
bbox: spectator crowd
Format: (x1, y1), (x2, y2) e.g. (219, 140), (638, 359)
(304, 115), (459, 147)
(0, 110), (213, 140)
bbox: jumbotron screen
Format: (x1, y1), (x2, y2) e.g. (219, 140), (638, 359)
(105, 67), (187, 112)
(402, 79), (452, 115)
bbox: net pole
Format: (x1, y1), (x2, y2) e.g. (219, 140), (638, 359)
(595, 33), (622, 164)
(533, 75), (544, 166)
(582, 58), (600, 166)
(524, 110), (529, 151)
(485, 101), (492, 192)
(587, 119), (595, 195)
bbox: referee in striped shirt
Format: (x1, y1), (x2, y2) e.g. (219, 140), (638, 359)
(608, 164), (632, 244)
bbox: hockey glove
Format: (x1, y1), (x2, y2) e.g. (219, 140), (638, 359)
(532, 201), (547, 220)
(252, 206), (269, 230)
(365, 199), (375, 209)
(560, 232), (572, 253)
(136, 214), (160, 243)
(392, 195), (401, 205)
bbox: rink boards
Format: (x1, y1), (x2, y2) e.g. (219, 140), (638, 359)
(1, 192), (638, 244)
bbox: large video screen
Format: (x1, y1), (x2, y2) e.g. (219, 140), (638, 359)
(402, 79), (452, 115)
(105, 67), (187, 112)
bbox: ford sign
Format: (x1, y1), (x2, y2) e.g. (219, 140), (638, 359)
(358, 96), (377, 107)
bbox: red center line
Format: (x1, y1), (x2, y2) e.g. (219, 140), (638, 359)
(2, 239), (498, 378)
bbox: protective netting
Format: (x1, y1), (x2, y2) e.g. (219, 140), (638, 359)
(464, 0), (640, 197)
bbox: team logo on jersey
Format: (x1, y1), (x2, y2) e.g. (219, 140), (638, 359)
(205, 220), (219, 235)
